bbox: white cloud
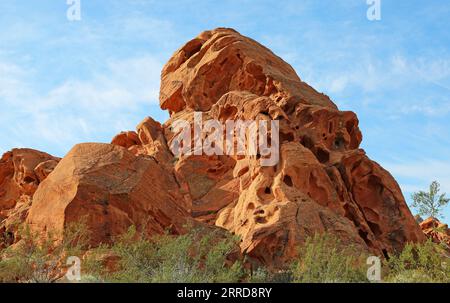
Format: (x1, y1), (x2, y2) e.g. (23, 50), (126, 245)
(384, 160), (450, 193)
(329, 75), (349, 93)
(0, 55), (164, 156)
(391, 55), (450, 89)
(0, 61), (31, 101)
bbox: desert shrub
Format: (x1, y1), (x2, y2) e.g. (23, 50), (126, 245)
(385, 239), (449, 283)
(97, 226), (244, 283)
(0, 221), (91, 283)
(290, 233), (369, 283)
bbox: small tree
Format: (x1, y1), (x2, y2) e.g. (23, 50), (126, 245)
(411, 181), (449, 219)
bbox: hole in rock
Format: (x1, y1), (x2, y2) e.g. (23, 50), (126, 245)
(255, 217), (268, 224)
(23, 176), (35, 184)
(219, 106), (238, 120)
(346, 120), (355, 134)
(254, 209), (265, 215)
(280, 132), (294, 143)
(358, 229), (370, 243)
(282, 100), (296, 115)
(184, 42), (203, 59)
(300, 136), (314, 150)
(367, 222), (382, 237)
(283, 175), (293, 187)
(334, 137), (345, 150)
(264, 187), (271, 194)
(6, 231), (14, 243)
(316, 148), (330, 164)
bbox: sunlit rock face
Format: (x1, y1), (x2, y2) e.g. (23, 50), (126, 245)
(0, 148), (60, 246)
(158, 28), (425, 266)
(0, 28), (425, 268)
(420, 217), (450, 248)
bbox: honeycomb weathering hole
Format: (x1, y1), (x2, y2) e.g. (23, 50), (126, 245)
(316, 148), (330, 164)
(283, 175), (293, 187)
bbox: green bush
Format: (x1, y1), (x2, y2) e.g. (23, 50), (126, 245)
(385, 239), (449, 283)
(0, 222), (90, 283)
(2, 222), (448, 284)
(95, 225), (244, 283)
(290, 233), (368, 283)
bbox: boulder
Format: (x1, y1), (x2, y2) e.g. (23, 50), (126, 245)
(0, 148), (59, 247)
(27, 143), (190, 245)
(420, 217), (450, 248)
(160, 28), (335, 114)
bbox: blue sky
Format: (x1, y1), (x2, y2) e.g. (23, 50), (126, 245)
(0, 0), (449, 220)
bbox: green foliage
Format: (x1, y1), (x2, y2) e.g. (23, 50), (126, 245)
(2, 222), (449, 284)
(290, 233), (369, 283)
(385, 239), (449, 283)
(412, 181), (449, 219)
(0, 221), (91, 283)
(96, 226), (244, 283)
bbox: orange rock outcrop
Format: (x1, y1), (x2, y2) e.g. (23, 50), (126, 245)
(0, 28), (426, 267)
(419, 217), (450, 247)
(26, 143), (190, 245)
(157, 28), (425, 266)
(0, 149), (60, 246)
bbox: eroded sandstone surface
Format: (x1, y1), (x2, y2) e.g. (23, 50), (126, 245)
(0, 28), (426, 267)
(419, 217), (450, 248)
(0, 149), (60, 246)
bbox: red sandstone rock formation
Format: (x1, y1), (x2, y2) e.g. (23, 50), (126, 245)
(0, 28), (426, 267)
(420, 217), (450, 248)
(158, 28), (425, 266)
(0, 149), (60, 246)
(26, 143), (190, 245)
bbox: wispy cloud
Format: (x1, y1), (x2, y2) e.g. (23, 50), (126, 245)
(0, 55), (164, 157)
(385, 160), (450, 193)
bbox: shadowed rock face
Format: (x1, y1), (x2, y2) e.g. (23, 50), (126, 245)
(0, 28), (426, 267)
